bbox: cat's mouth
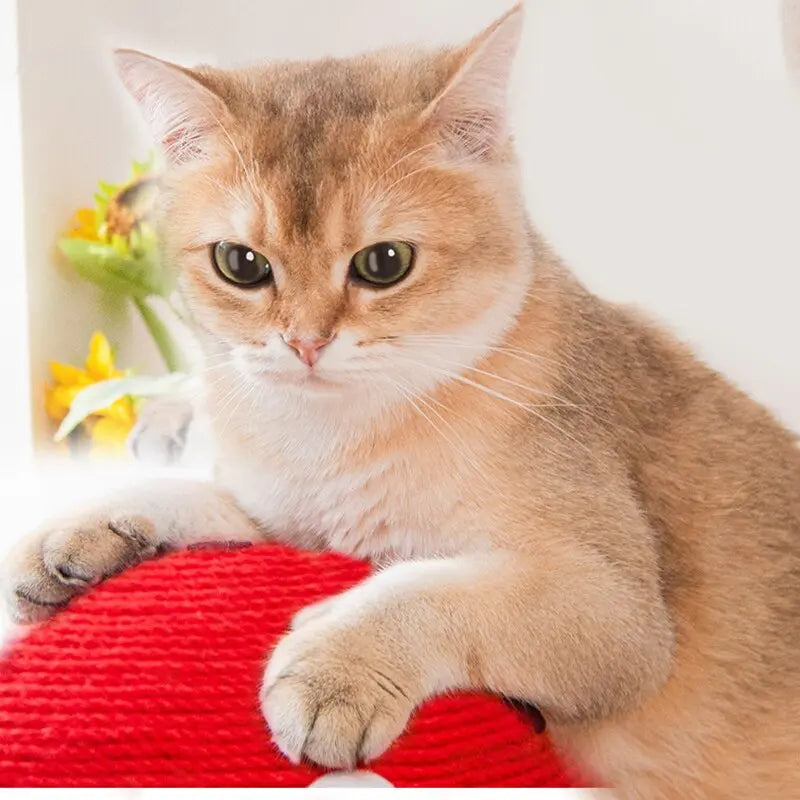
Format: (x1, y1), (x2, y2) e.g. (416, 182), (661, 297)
(233, 352), (344, 391)
(261, 369), (342, 391)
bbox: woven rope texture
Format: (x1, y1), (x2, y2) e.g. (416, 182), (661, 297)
(0, 544), (579, 787)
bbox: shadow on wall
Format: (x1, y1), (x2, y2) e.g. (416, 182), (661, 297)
(783, 0), (800, 85)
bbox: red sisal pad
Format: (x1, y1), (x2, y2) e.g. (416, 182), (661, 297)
(0, 544), (582, 787)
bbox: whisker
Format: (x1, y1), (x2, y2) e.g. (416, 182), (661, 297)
(246, 379), (266, 423)
(394, 377), (485, 476)
(364, 141), (440, 199)
(395, 334), (590, 396)
(204, 103), (262, 201)
(198, 174), (244, 207)
(210, 375), (249, 424)
(432, 356), (576, 406)
(397, 334), (578, 373)
(201, 359), (237, 371)
(370, 152), (481, 209)
(395, 355), (592, 454)
(200, 350), (238, 364)
(202, 371), (240, 396)
(385, 377), (484, 477)
(219, 379), (260, 440)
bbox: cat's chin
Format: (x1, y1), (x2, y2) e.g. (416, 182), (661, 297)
(262, 370), (344, 393)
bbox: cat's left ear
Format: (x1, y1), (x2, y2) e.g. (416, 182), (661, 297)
(422, 3), (523, 160)
(114, 49), (232, 166)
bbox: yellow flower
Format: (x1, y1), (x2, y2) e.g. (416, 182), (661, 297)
(63, 155), (158, 246)
(96, 395), (135, 427)
(44, 382), (86, 422)
(85, 330), (123, 381)
(45, 331), (136, 457)
(86, 415), (133, 457)
(67, 208), (103, 242)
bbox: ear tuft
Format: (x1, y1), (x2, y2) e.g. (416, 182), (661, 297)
(424, 4), (524, 159)
(114, 49), (230, 165)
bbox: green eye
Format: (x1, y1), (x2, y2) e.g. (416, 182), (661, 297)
(351, 241), (415, 286)
(212, 241), (271, 286)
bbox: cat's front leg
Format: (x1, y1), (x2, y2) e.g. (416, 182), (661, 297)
(3, 479), (261, 623)
(261, 549), (675, 769)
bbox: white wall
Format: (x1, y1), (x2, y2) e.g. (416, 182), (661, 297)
(0, 0), (32, 472)
(523, 0), (800, 433)
(15, 0), (800, 441)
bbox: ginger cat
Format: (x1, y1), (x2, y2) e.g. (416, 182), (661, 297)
(4, 6), (799, 797)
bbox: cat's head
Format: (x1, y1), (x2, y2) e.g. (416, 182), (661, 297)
(116, 5), (532, 408)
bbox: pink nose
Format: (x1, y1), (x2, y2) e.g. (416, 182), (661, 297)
(283, 335), (334, 367)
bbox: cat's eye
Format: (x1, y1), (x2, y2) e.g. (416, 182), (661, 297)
(350, 241), (415, 287)
(212, 241), (271, 286)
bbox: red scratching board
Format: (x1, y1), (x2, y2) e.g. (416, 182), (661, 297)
(0, 544), (581, 787)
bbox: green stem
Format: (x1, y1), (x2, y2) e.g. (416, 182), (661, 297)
(133, 295), (184, 373)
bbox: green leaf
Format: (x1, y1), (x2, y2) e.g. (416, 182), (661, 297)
(131, 151), (157, 178)
(58, 237), (167, 298)
(54, 373), (191, 442)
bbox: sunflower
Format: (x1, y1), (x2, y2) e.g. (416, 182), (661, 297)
(64, 156), (159, 247)
(67, 208), (103, 243)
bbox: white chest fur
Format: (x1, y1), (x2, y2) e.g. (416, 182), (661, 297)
(227, 456), (396, 555)
(214, 402), (480, 560)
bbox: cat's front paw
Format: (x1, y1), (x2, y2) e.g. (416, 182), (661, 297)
(128, 396), (194, 465)
(3, 514), (158, 624)
(261, 614), (419, 769)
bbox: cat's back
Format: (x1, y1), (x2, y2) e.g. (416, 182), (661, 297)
(592, 297), (800, 649)
(616, 307), (800, 618)
(641, 340), (800, 681)
(562, 294), (800, 796)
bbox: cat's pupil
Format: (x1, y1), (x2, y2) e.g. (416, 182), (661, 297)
(228, 247), (259, 280)
(368, 244), (399, 279)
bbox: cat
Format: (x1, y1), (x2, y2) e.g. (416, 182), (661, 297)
(4, 5), (799, 797)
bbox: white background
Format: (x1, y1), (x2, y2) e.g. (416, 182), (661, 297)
(6, 0), (800, 457)
(0, 0), (30, 472)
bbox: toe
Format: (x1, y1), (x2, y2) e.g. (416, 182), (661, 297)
(303, 700), (366, 769)
(50, 556), (95, 587)
(357, 705), (412, 763)
(9, 582), (70, 623)
(262, 678), (312, 764)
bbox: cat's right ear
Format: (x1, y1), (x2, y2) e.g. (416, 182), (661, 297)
(114, 50), (231, 166)
(420, 4), (523, 160)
